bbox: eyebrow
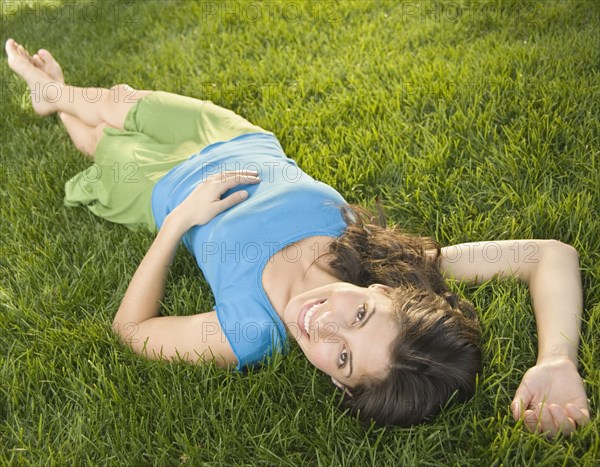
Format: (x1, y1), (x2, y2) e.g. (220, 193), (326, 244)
(346, 307), (376, 378)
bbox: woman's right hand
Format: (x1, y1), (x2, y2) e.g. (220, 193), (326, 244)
(166, 171), (260, 231)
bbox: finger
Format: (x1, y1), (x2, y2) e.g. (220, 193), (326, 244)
(523, 409), (539, 433)
(216, 174), (261, 192)
(218, 190), (249, 211)
(511, 387), (532, 420)
(219, 170), (259, 175)
(565, 403), (591, 427)
(202, 171), (259, 185)
(548, 405), (576, 437)
(538, 403), (558, 437)
(511, 399), (524, 421)
(216, 170), (260, 181)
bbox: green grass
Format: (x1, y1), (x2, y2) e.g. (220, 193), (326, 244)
(1, 0), (599, 464)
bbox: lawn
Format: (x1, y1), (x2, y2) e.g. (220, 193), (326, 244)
(1, 0), (599, 465)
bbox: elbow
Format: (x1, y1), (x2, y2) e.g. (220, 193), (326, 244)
(111, 317), (124, 339)
(524, 240), (579, 283)
(112, 304), (135, 339)
(547, 240), (579, 261)
(111, 315), (134, 341)
(536, 240), (580, 276)
(111, 317), (139, 348)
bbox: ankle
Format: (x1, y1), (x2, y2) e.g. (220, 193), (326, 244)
(28, 80), (61, 116)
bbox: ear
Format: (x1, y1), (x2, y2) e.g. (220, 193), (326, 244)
(331, 376), (345, 390)
(368, 283), (393, 295)
(331, 377), (354, 397)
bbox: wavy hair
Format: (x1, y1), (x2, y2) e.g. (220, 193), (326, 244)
(326, 204), (482, 426)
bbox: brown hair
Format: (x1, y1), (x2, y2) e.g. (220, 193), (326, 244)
(326, 204), (482, 426)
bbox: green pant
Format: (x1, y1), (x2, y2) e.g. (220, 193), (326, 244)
(64, 91), (271, 232)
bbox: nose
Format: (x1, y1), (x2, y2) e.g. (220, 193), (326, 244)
(314, 310), (345, 343)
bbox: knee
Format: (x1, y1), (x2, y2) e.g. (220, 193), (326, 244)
(108, 83), (136, 104)
(74, 139), (92, 157)
(110, 83), (133, 92)
(86, 123), (110, 156)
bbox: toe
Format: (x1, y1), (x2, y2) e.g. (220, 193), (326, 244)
(17, 43), (28, 58)
(40, 49), (59, 68)
(32, 54), (44, 68)
(5, 39), (14, 55)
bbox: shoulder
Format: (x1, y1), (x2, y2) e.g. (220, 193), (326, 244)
(215, 297), (288, 370)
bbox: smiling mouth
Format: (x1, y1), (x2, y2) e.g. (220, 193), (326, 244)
(298, 299), (326, 338)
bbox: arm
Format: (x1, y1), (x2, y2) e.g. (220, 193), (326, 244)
(438, 240), (590, 436)
(112, 171), (260, 368)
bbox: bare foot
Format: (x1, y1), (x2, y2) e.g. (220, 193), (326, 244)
(5, 38), (59, 116)
(31, 48), (65, 84)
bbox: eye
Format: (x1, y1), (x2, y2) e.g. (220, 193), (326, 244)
(354, 303), (367, 323)
(338, 348), (348, 369)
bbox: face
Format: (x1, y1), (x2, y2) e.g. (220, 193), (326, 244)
(282, 282), (397, 389)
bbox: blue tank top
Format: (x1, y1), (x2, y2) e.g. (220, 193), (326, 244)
(151, 133), (347, 369)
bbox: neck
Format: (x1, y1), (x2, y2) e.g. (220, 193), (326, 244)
(289, 249), (340, 298)
(263, 236), (341, 318)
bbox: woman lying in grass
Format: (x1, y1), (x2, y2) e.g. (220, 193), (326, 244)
(5, 38), (590, 437)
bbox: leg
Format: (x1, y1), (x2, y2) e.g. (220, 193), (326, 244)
(6, 39), (151, 129)
(58, 112), (109, 158)
(26, 45), (268, 147)
(26, 43), (117, 158)
(41, 83), (152, 129)
(7, 39), (268, 155)
(123, 91), (270, 146)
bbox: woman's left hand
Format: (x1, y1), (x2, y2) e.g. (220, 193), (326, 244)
(511, 357), (591, 437)
(168, 171), (260, 230)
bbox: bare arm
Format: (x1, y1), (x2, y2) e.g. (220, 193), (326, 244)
(439, 240), (582, 364)
(112, 171), (260, 367)
(438, 240), (590, 436)
(111, 215), (236, 366)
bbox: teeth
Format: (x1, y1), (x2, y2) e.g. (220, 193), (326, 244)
(304, 302), (320, 335)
